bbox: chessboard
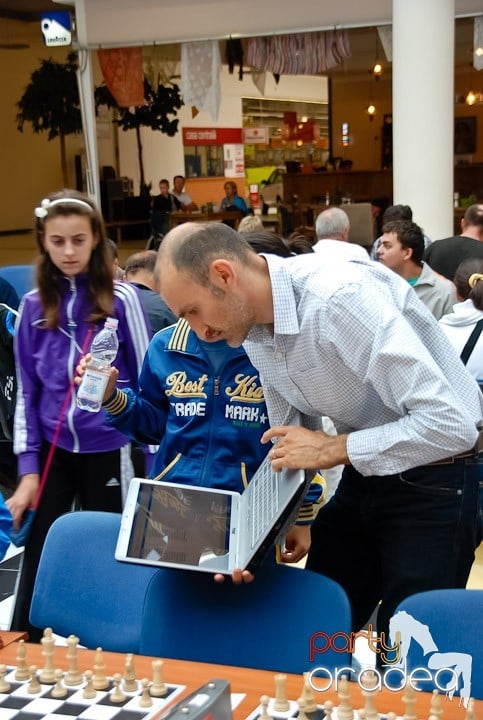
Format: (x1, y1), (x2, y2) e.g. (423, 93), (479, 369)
(0, 633), (185, 720)
(243, 671), (476, 720)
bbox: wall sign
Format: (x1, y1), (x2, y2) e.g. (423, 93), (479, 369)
(40, 11), (72, 47)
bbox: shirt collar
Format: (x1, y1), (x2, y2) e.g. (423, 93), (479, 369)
(246, 254), (300, 343)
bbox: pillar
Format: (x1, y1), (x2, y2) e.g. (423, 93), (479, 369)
(392, 0), (455, 239)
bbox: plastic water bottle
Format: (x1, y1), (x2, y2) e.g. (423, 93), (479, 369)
(77, 317), (119, 412)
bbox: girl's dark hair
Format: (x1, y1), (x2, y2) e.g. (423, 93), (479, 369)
(34, 188), (114, 328)
(453, 258), (483, 310)
(242, 230), (314, 257)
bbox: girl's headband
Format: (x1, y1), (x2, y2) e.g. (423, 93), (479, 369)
(34, 197), (93, 219)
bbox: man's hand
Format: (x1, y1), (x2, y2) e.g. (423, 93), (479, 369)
(6, 474), (39, 528)
(75, 354), (119, 403)
(214, 569), (255, 584)
(262, 425), (349, 470)
(279, 524), (310, 563)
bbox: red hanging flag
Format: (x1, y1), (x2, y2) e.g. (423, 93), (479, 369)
(98, 47), (144, 108)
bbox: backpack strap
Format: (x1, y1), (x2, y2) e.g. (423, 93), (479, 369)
(460, 318), (483, 365)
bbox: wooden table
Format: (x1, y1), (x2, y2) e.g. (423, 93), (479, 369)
(0, 642), (478, 720)
(105, 219), (150, 244)
(0, 631), (28, 649)
(169, 211), (242, 230)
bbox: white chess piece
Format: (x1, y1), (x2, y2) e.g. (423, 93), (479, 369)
(110, 673), (126, 703)
(259, 695), (272, 720)
(83, 670), (97, 699)
(0, 664), (11, 693)
(15, 640), (30, 681)
(51, 669), (67, 699)
(64, 635), (82, 686)
(139, 678), (153, 708)
(273, 673), (290, 712)
(337, 675), (354, 720)
(150, 659), (168, 698)
(93, 647), (109, 691)
(123, 654), (138, 693)
(39, 628), (56, 685)
(27, 666), (41, 694)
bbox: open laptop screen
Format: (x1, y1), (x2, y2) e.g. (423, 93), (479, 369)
(123, 482), (236, 570)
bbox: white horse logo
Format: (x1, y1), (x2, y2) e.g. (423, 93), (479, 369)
(389, 610), (472, 706)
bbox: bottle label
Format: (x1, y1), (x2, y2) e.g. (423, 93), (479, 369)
(77, 367), (109, 402)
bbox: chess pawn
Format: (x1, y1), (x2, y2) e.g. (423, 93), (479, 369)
(83, 670), (97, 700)
(0, 664), (11, 693)
(139, 678), (153, 708)
(324, 700), (334, 720)
(27, 666), (41, 694)
(259, 695), (272, 720)
(110, 673), (126, 703)
(51, 669), (68, 699)
(297, 697), (308, 720)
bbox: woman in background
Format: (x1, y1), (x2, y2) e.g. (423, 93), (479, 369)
(439, 257), (483, 533)
(439, 257), (483, 384)
(220, 181), (248, 216)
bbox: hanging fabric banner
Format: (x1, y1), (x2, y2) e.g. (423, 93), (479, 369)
(98, 47), (144, 107)
(181, 40), (221, 121)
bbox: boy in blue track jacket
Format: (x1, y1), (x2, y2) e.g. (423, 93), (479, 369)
(101, 317), (324, 564)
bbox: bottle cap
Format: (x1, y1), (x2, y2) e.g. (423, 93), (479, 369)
(105, 317), (119, 330)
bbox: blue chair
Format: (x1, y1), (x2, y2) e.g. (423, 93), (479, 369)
(29, 511), (162, 653)
(0, 265), (35, 299)
(391, 589), (483, 701)
(139, 562), (352, 674)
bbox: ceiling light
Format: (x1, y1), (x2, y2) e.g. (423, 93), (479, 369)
(465, 90), (477, 106)
(373, 62), (383, 78)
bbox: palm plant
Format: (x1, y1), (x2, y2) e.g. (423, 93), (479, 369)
(95, 78), (182, 196)
(16, 52), (82, 186)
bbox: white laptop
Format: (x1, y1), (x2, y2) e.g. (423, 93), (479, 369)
(115, 453), (308, 575)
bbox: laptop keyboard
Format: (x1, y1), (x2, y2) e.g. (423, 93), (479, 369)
(250, 458), (280, 548)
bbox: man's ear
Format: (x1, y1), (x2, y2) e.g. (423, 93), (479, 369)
(403, 245), (413, 261)
(210, 259), (236, 288)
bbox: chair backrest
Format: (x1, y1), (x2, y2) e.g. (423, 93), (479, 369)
(342, 203), (376, 248)
(30, 511), (162, 653)
(391, 589), (483, 701)
(0, 265), (35, 299)
(139, 562), (352, 674)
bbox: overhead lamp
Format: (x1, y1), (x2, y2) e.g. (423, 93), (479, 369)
(372, 29), (383, 79)
(372, 62), (383, 78)
(367, 103), (376, 120)
(465, 90), (477, 106)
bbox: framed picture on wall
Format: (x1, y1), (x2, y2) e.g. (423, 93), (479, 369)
(454, 117), (477, 155)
